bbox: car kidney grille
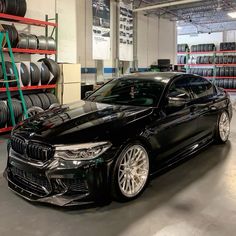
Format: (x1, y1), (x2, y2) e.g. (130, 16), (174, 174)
(11, 136), (54, 162)
(11, 136), (25, 155)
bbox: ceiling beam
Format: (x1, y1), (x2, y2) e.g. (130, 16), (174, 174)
(133, 0), (204, 12)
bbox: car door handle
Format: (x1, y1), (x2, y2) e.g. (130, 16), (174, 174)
(210, 106), (217, 111)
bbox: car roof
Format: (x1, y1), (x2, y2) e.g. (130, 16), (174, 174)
(121, 72), (184, 83)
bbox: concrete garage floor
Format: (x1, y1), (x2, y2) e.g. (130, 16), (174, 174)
(0, 115), (236, 236)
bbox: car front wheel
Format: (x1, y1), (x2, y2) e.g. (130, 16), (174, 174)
(215, 111), (230, 144)
(111, 142), (150, 202)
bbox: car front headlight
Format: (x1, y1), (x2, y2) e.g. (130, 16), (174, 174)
(54, 142), (112, 160)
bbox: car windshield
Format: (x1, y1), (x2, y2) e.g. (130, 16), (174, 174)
(86, 78), (165, 107)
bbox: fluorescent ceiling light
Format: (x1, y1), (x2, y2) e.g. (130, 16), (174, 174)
(228, 12), (236, 18)
(177, 26), (182, 30)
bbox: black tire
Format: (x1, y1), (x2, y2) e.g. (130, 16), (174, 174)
(47, 37), (56, 51)
(228, 79), (233, 88)
(15, 0), (27, 17)
(38, 58), (60, 84)
(111, 142), (150, 202)
(234, 79), (236, 89)
(40, 62), (50, 85)
(225, 67), (229, 77)
(4, 0), (17, 15)
(30, 63), (40, 85)
(0, 101), (7, 127)
(20, 63), (30, 86)
(223, 79), (229, 89)
(28, 94), (43, 108)
(37, 93), (51, 110)
(214, 111), (230, 144)
(23, 95), (33, 109)
(5, 61), (17, 87)
(37, 36), (47, 50)
(46, 93), (58, 104)
(220, 67), (225, 77)
(229, 67), (234, 77)
(17, 33), (29, 49)
(28, 34), (37, 49)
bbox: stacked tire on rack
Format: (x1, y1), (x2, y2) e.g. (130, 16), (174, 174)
(0, 58), (60, 88)
(0, 0), (27, 17)
(0, 25), (57, 51)
(220, 42), (236, 51)
(177, 44), (189, 52)
(191, 44), (216, 52)
(189, 68), (214, 77)
(177, 56), (187, 64)
(215, 79), (236, 89)
(17, 34), (56, 50)
(0, 93), (59, 128)
(0, 59), (60, 128)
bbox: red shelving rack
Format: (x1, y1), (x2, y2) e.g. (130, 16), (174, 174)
(0, 13), (58, 134)
(0, 13), (57, 27)
(3, 48), (57, 55)
(0, 84), (56, 92)
(0, 127), (13, 134)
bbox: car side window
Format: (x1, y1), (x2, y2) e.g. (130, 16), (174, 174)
(189, 77), (214, 99)
(165, 78), (191, 114)
(167, 78), (191, 100)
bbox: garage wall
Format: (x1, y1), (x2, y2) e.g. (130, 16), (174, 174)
(178, 32), (223, 49)
(8, 0), (177, 84)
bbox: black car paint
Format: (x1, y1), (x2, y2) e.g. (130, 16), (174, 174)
(4, 72), (232, 206)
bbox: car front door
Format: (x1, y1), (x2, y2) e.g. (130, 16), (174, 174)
(150, 76), (200, 166)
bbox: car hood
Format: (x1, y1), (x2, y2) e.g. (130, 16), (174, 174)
(13, 101), (153, 144)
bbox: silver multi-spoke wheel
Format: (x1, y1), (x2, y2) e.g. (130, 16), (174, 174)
(118, 145), (149, 198)
(219, 112), (230, 142)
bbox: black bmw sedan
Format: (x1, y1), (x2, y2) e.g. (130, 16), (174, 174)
(4, 72), (232, 206)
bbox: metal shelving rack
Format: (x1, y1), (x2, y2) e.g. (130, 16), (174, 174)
(0, 13), (58, 134)
(177, 49), (236, 92)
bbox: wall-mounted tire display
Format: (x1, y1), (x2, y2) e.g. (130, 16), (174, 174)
(0, 0), (27, 17)
(177, 44), (189, 52)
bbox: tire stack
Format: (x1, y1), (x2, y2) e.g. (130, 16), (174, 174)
(189, 68), (213, 77)
(177, 55), (186, 64)
(215, 55), (236, 64)
(0, 59), (60, 88)
(215, 79), (236, 89)
(0, 0), (27, 17)
(17, 34), (56, 51)
(220, 42), (236, 51)
(191, 44), (215, 52)
(177, 44), (189, 52)
(0, 93), (59, 128)
(196, 56), (214, 64)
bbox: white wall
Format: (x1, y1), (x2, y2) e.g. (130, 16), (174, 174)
(178, 32), (223, 49)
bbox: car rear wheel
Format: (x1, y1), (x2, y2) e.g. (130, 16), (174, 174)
(111, 142), (150, 202)
(215, 111), (230, 144)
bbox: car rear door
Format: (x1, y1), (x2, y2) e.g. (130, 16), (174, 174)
(188, 76), (219, 138)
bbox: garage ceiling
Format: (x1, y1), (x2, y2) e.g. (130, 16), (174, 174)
(133, 0), (236, 35)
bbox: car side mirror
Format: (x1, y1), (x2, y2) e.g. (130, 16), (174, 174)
(168, 97), (188, 107)
(85, 91), (93, 98)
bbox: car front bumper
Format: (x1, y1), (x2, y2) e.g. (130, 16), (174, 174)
(4, 148), (114, 206)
